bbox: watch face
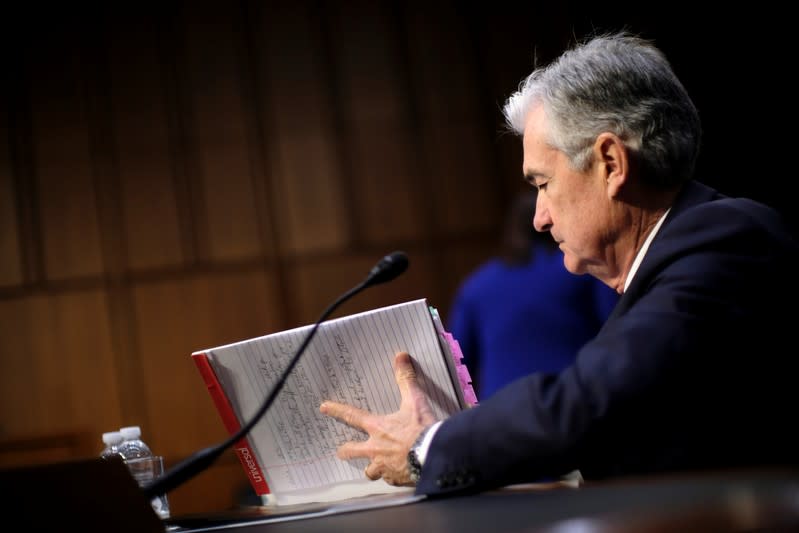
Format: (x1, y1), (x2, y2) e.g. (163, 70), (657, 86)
(407, 449), (422, 483)
(408, 425), (432, 484)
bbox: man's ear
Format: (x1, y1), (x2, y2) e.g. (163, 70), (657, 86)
(594, 132), (629, 199)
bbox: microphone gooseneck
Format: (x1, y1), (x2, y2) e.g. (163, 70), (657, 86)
(143, 251), (410, 499)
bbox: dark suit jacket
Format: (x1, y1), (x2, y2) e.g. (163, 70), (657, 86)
(417, 181), (799, 496)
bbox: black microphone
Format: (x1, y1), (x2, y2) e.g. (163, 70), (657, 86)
(143, 251), (409, 499)
(364, 250), (409, 288)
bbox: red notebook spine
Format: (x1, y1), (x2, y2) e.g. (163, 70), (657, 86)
(192, 352), (271, 496)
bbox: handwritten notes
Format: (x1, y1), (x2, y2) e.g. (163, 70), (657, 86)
(202, 299), (467, 504)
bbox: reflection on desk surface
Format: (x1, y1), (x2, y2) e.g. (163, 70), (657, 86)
(165, 490), (425, 531)
(165, 468), (799, 533)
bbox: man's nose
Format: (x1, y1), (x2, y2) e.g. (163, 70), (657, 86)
(533, 194), (552, 232)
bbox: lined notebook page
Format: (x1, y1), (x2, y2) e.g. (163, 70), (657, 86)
(203, 299), (462, 504)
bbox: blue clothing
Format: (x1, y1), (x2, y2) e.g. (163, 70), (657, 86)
(448, 245), (618, 399)
(419, 181), (799, 496)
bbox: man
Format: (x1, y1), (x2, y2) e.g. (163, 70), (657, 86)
(320, 32), (798, 496)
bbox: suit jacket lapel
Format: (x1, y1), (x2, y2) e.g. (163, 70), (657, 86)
(599, 180), (723, 329)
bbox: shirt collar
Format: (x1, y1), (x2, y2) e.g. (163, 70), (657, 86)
(623, 209), (670, 293)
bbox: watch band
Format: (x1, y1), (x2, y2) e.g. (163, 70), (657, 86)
(407, 426), (431, 483)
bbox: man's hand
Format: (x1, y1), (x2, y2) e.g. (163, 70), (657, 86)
(319, 351), (437, 486)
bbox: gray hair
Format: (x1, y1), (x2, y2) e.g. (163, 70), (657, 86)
(502, 32), (701, 188)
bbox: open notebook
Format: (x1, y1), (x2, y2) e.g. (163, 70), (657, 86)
(192, 298), (477, 506)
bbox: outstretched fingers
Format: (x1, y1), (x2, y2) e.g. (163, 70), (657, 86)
(336, 439), (372, 461)
(319, 401), (372, 433)
(319, 351), (437, 485)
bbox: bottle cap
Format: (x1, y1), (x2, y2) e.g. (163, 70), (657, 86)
(102, 431), (124, 445)
(120, 426), (142, 439)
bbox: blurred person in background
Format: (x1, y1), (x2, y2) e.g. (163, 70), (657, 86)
(448, 191), (618, 399)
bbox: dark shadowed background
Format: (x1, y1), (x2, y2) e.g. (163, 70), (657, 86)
(0, 0), (794, 514)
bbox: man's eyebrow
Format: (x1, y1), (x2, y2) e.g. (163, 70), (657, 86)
(523, 171), (545, 185)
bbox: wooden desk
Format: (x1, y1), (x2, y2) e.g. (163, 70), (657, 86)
(166, 468), (799, 532)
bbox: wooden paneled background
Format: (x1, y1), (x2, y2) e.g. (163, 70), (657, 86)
(1, 0), (795, 515)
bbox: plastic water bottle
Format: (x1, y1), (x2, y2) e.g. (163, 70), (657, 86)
(118, 426), (153, 461)
(118, 425), (170, 519)
(99, 431), (125, 461)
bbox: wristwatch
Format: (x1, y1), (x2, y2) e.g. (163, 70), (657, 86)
(407, 426), (431, 484)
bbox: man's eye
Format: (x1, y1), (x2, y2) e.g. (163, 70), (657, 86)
(537, 182), (547, 191)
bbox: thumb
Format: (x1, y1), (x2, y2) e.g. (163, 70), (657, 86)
(394, 351), (438, 427)
(393, 351), (418, 396)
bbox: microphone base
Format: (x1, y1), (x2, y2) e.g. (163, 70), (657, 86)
(0, 456), (165, 532)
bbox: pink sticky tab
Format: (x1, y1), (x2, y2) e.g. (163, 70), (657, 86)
(445, 337), (464, 363)
(440, 329), (477, 406)
(463, 386), (478, 406)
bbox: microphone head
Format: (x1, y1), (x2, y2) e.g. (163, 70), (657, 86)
(364, 251), (409, 287)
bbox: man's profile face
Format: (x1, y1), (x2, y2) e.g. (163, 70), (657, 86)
(522, 105), (615, 279)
